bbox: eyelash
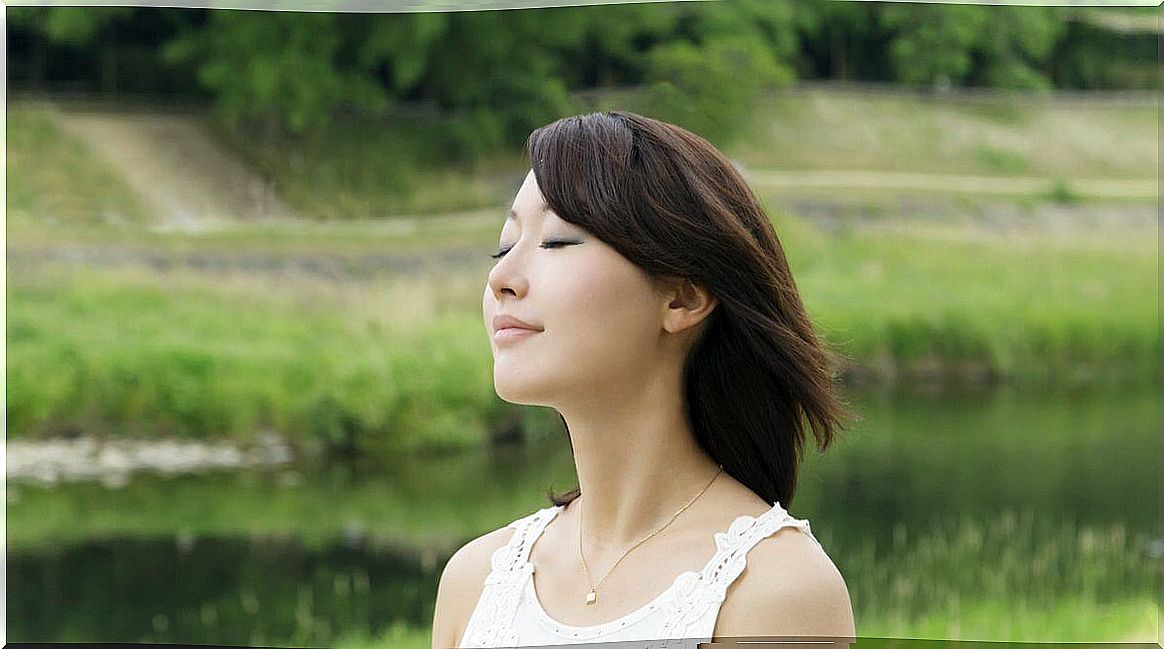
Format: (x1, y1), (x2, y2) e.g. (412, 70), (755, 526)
(489, 240), (575, 259)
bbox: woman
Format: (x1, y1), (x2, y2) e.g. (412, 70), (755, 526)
(431, 111), (856, 648)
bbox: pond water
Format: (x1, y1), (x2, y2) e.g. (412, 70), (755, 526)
(8, 385), (1158, 645)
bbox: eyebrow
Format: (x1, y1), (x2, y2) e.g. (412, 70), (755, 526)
(507, 204), (549, 223)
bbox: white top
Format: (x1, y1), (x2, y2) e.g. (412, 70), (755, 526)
(458, 500), (824, 648)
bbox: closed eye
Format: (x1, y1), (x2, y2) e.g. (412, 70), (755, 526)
(489, 240), (578, 259)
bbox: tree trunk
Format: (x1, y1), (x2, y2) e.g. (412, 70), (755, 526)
(30, 12), (49, 92)
(100, 25), (117, 96)
(831, 25), (847, 81)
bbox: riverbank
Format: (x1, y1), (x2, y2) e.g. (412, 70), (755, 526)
(6, 433), (295, 488)
(8, 204), (1157, 452)
(9, 385), (1157, 645)
(7, 87), (1158, 453)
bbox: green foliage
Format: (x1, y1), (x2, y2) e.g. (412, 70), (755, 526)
(419, 10), (584, 151)
(878, 4), (1065, 91)
(20, 7), (135, 45)
(163, 12), (388, 135)
(1052, 14), (1161, 90)
(642, 2), (795, 147)
(10, 3), (1157, 154)
(351, 13), (448, 95)
(975, 145), (1030, 174)
(881, 4), (991, 87)
(970, 6), (1064, 91)
(1046, 177), (1082, 204)
(547, 3), (684, 87)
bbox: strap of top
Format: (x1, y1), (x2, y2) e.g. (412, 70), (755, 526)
(464, 506), (559, 647)
(650, 502), (823, 646)
(493, 505), (558, 575)
(465, 503), (823, 648)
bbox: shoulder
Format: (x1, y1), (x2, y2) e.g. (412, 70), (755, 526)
(430, 519), (523, 649)
(711, 523), (856, 640)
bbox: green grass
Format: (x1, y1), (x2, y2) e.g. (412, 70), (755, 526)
(879, 597), (1156, 642)
(7, 210), (1157, 448)
(329, 594), (1158, 649)
(976, 144), (1031, 174)
(6, 263), (513, 453)
(333, 623), (431, 649)
(208, 112), (526, 220)
(15, 473), (1149, 645)
(9, 86), (1156, 227)
(783, 215), (1158, 387)
(735, 87), (1157, 179)
(6, 106), (152, 226)
(7, 209), (505, 257)
(840, 512), (1155, 641)
(330, 511), (1160, 645)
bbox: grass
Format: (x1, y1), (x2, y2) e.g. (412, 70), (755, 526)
(6, 106), (153, 226)
(5, 88), (1158, 448)
(207, 111), (527, 220)
(883, 597), (1156, 642)
(840, 512), (1156, 641)
(325, 593), (1160, 648)
(737, 86), (1157, 179)
(975, 144), (1031, 174)
(7, 209), (1157, 448)
(783, 213), (1158, 386)
(10, 382), (1154, 644)
(5, 262), (513, 453)
(330, 594), (1159, 649)
(333, 623), (431, 649)
(1046, 177), (1083, 204)
(12, 474), (1153, 645)
(7, 87), (1157, 227)
(6, 209), (507, 259)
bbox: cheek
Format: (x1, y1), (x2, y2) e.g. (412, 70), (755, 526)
(481, 286), (494, 331)
(555, 265), (661, 369)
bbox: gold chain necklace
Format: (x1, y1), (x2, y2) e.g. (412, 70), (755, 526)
(577, 465), (724, 606)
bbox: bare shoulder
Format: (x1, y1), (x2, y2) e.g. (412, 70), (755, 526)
(430, 523), (519, 649)
(712, 524), (856, 640)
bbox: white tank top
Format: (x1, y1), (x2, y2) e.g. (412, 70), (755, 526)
(458, 500), (823, 648)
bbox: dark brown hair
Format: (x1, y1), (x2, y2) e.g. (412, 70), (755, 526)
(529, 111), (850, 509)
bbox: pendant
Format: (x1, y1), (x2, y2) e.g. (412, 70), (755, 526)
(585, 589), (597, 606)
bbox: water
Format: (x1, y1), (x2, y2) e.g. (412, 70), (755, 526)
(7, 385), (1158, 644)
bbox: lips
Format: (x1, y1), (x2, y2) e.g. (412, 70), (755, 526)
(492, 314), (543, 334)
(493, 328), (540, 341)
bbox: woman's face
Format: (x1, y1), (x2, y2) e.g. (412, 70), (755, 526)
(483, 170), (669, 406)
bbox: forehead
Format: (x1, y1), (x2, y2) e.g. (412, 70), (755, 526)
(507, 171), (554, 224)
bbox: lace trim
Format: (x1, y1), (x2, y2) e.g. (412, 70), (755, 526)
(646, 503), (822, 648)
(527, 567), (693, 639)
(462, 502), (822, 648)
(461, 506), (559, 648)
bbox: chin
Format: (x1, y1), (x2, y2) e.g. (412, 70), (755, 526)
(492, 365), (554, 406)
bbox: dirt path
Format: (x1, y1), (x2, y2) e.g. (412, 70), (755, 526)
(51, 108), (301, 229)
(44, 107), (1155, 235)
(744, 169), (1157, 199)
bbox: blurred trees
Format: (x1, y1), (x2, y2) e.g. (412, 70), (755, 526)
(163, 12), (389, 135)
(6, 2), (1157, 153)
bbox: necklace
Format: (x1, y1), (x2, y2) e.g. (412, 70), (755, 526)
(577, 465), (724, 606)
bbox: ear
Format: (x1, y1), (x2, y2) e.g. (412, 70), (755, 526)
(661, 278), (718, 336)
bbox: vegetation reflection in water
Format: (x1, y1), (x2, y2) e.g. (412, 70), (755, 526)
(7, 385), (1157, 645)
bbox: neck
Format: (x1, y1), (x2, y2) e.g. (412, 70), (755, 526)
(555, 367), (723, 553)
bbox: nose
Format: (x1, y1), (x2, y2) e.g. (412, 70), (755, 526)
(487, 245), (529, 301)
